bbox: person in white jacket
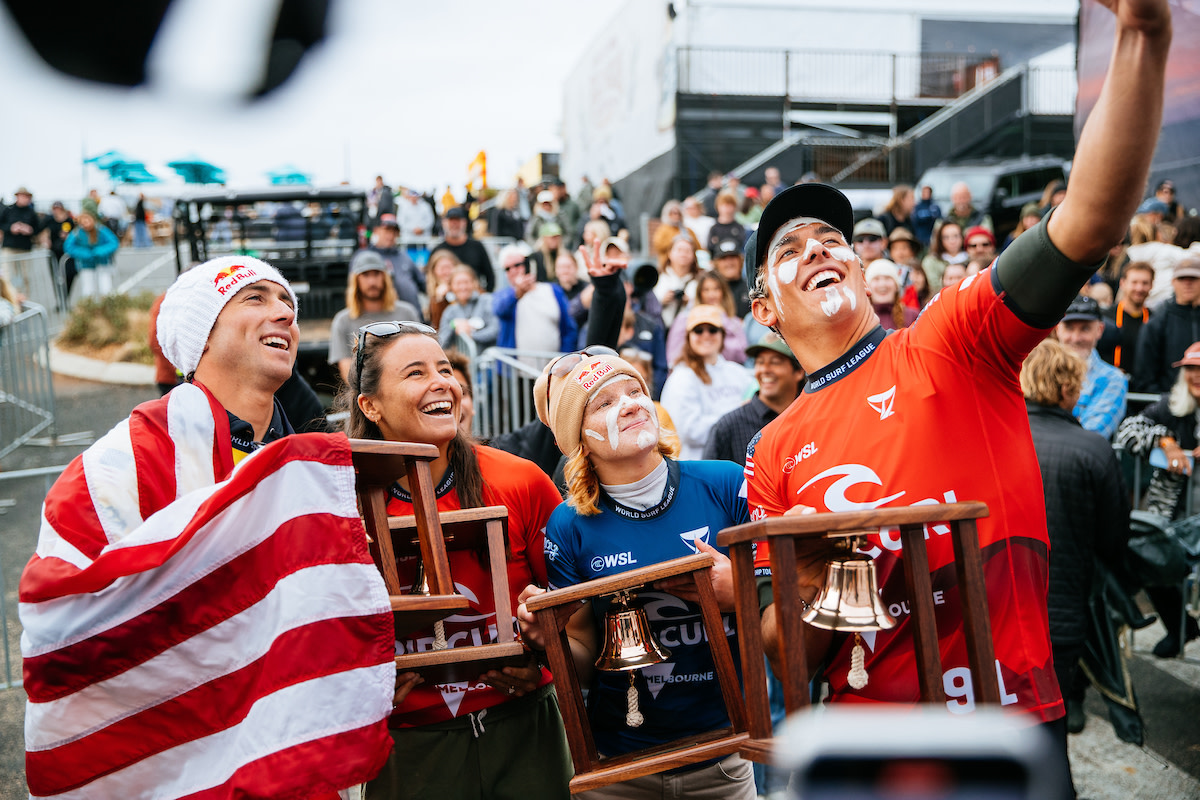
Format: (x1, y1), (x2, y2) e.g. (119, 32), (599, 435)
(660, 304), (754, 459)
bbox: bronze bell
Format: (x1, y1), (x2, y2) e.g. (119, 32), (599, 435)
(410, 560), (432, 596)
(595, 591), (672, 671)
(802, 552), (897, 632)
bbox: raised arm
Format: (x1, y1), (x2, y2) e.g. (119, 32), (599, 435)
(1048, 0), (1172, 264)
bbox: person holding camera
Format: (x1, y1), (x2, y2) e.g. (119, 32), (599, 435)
(493, 244), (577, 353)
(438, 265), (498, 355)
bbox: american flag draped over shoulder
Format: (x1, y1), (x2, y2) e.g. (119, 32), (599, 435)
(20, 383), (395, 799)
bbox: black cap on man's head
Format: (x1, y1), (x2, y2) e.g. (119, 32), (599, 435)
(444, 206), (468, 220)
(752, 183), (855, 287)
(1061, 295), (1101, 323)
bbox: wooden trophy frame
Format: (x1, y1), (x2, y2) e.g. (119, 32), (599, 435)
(349, 439), (526, 684)
(524, 553), (749, 793)
(716, 501), (995, 764)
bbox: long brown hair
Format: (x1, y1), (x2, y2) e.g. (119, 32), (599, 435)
(334, 330), (485, 508)
(676, 324), (724, 385)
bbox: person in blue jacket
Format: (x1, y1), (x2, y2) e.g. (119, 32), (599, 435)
(492, 244), (576, 352)
(64, 211), (120, 300)
(521, 350), (756, 799)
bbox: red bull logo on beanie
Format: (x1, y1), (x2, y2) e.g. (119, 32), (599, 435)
(575, 359), (614, 393)
(213, 264), (260, 296)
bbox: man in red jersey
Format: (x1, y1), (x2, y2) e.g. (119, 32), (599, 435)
(741, 0), (1171, 795)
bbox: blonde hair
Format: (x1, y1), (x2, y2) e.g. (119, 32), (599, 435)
(1020, 339), (1086, 406)
(1168, 367), (1199, 418)
(345, 266), (398, 318)
(564, 432), (681, 516)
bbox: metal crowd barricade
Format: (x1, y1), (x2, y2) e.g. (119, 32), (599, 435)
(470, 347), (561, 440)
(0, 302), (56, 461)
(1, 250), (59, 315)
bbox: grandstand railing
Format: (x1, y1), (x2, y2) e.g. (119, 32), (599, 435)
(0, 303), (56, 461)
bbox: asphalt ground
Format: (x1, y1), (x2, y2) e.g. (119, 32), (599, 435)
(0, 372), (1197, 799)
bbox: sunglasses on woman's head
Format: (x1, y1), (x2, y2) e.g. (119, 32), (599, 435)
(355, 320), (436, 384)
(544, 346), (619, 409)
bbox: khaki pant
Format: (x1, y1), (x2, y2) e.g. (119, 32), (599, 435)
(576, 754), (756, 800)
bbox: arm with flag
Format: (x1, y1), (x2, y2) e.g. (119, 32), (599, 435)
(20, 382), (396, 799)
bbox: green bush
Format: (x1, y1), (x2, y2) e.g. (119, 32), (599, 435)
(59, 292), (158, 362)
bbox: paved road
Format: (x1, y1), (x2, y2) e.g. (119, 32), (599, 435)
(0, 372), (1197, 798)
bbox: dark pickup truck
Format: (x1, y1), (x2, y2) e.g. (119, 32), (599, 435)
(173, 186), (367, 392)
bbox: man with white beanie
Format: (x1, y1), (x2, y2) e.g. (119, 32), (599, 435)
(20, 254), (397, 797)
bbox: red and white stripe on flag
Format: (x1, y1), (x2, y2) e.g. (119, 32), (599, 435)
(20, 429), (395, 799)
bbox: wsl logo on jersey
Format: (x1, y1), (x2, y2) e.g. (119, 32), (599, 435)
(782, 441), (819, 474)
(591, 551), (639, 572)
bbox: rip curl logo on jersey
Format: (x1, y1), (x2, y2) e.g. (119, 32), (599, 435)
(678, 527), (710, 553)
(866, 385), (897, 420)
(798, 464), (906, 511)
(212, 264), (259, 296)
(782, 441), (819, 473)
(575, 359), (614, 392)
(591, 551), (639, 572)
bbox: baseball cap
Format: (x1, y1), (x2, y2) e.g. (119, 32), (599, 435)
(541, 222), (564, 238)
(686, 304), (725, 332)
(537, 190), (555, 204)
(1173, 341), (1200, 368)
(1061, 295), (1101, 323)
(14, 186), (31, 196)
(444, 206), (468, 220)
(1137, 198), (1170, 216)
(376, 213), (399, 230)
(852, 218), (887, 240)
(753, 183), (855, 282)
(350, 249), (387, 276)
(746, 332), (799, 368)
(714, 238), (742, 258)
(1174, 257), (1200, 279)
(888, 227), (917, 245)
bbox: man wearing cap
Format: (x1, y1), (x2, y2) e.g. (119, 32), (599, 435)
(713, 237), (751, 318)
(1056, 295), (1127, 439)
(368, 213), (425, 315)
(527, 189), (565, 245)
(0, 187), (48, 292)
(329, 250), (422, 383)
(964, 225), (997, 267)
(522, 351), (756, 799)
(852, 218), (889, 268)
(431, 206), (495, 292)
(1155, 179), (1182, 221)
(886, 227), (921, 269)
(704, 333), (804, 466)
(1133, 255), (1200, 393)
(743, 1), (1170, 789)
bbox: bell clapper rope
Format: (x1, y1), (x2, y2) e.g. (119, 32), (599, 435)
(625, 672), (644, 728)
(848, 633), (868, 689)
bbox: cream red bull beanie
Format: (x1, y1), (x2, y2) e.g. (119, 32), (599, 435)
(157, 255), (297, 377)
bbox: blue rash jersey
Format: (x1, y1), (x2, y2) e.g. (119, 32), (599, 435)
(544, 458), (751, 757)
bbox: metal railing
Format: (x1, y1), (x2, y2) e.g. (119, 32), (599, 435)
(0, 302), (56, 461)
(471, 347), (561, 441)
(677, 48), (1011, 103)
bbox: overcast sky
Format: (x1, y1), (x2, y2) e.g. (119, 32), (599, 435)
(0, 0), (624, 204)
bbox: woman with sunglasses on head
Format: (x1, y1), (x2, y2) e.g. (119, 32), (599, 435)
(519, 349), (755, 800)
(660, 304), (754, 461)
(337, 321), (572, 800)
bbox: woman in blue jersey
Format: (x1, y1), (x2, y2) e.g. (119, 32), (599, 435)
(523, 348), (755, 799)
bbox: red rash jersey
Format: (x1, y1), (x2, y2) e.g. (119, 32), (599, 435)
(385, 446), (561, 726)
(747, 267), (1063, 722)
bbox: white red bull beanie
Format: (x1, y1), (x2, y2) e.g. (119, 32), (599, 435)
(157, 255), (297, 378)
